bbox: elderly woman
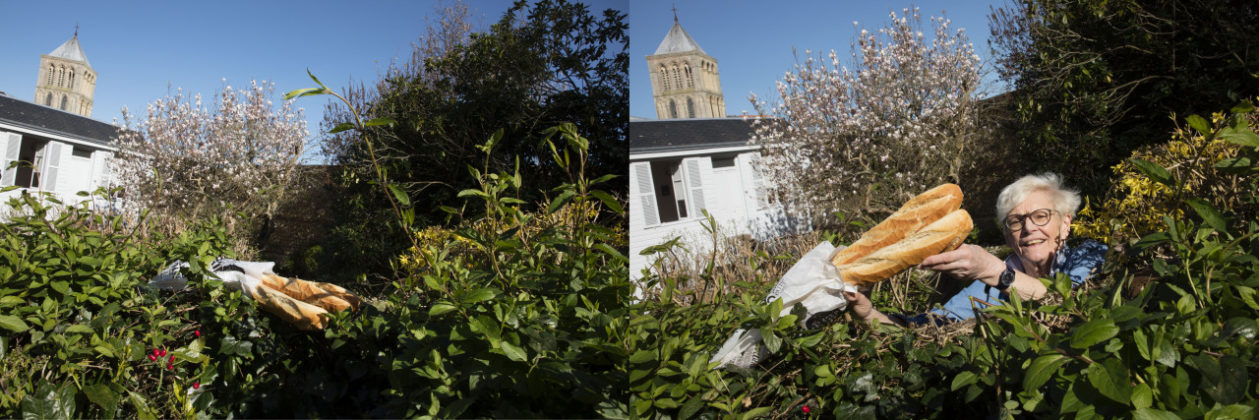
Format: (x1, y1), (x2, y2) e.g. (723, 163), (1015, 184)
(845, 173), (1108, 325)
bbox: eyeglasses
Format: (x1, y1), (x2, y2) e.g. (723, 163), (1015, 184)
(1003, 208), (1055, 231)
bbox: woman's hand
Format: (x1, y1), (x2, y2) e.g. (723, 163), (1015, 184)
(844, 290), (897, 326)
(919, 244), (1006, 286)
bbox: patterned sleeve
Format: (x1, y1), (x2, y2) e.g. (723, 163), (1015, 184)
(1061, 240), (1108, 286)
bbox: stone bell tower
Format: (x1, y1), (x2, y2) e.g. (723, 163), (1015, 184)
(35, 27), (97, 117)
(646, 10), (725, 119)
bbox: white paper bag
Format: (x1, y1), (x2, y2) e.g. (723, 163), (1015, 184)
(712, 242), (857, 369)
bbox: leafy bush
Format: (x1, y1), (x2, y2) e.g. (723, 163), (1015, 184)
(1076, 104), (1259, 245)
(632, 106), (1259, 418)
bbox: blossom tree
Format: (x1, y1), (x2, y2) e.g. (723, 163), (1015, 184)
(751, 7), (984, 226)
(112, 80), (308, 237)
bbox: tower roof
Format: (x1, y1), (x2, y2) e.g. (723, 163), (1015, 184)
(653, 21), (705, 55)
(48, 33), (91, 66)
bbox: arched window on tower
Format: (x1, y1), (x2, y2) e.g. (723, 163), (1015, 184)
(659, 65), (669, 91)
(687, 98), (695, 118)
(60, 95), (68, 110)
(684, 65), (693, 89)
(669, 100), (678, 119)
(47, 65), (54, 85)
(69, 70), (75, 89)
(672, 65), (681, 91)
(45, 93), (53, 106)
(57, 66), (65, 87)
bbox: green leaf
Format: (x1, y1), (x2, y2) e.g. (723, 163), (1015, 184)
(428, 302), (457, 317)
(82, 383), (120, 415)
(595, 244), (628, 262)
(1086, 359), (1131, 403)
(64, 324), (93, 334)
(1220, 126), (1259, 148)
(328, 122), (356, 134)
(1215, 157), (1252, 171)
(460, 288), (498, 304)
(628, 350), (656, 365)
(1186, 198), (1228, 233)
(0, 296), (23, 307)
(759, 328), (781, 353)
(547, 190), (576, 214)
(1133, 407), (1181, 420)
(1129, 158), (1174, 187)
(388, 184), (411, 207)
(951, 371), (978, 391)
(0, 315), (29, 333)
(1070, 319), (1119, 349)
(1186, 115), (1211, 136)
(589, 190), (624, 213)
(500, 341), (527, 362)
(678, 396), (704, 420)
(22, 382), (76, 420)
(365, 117), (396, 127)
(1023, 354), (1067, 390)
(282, 87), (328, 100)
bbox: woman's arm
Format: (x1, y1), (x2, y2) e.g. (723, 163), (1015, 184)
(919, 244), (1047, 300)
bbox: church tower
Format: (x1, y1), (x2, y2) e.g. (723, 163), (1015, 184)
(34, 28), (97, 117)
(647, 11), (725, 119)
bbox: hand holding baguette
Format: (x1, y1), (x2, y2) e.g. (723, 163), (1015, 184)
(831, 183), (974, 287)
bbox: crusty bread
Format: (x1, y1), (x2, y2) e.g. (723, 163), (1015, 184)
(836, 209), (973, 286)
(260, 273), (360, 312)
(249, 282), (330, 331)
(830, 183), (963, 266)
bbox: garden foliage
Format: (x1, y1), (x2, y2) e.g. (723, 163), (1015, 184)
(0, 122), (629, 417)
(989, 0), (1259, 197)
(317, 0), (628, 280)
(631, 105), (1259, 418)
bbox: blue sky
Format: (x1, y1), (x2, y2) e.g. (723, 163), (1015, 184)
(628, 0), (1009, 119)
(0, 0), (627, 162)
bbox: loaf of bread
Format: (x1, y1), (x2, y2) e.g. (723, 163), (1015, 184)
(260, 273), (361, 312)
(248, 282), (330, 331)
(835, 209), (973, 286)
(830, 183), (963, 266)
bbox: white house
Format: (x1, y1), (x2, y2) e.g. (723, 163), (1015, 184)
(628, 117), (801, 281)
(0, 93), (118, 207)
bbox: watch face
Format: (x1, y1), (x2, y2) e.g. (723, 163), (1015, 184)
(999, 268), (1015, 289)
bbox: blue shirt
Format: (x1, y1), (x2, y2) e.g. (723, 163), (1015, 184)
(895, 240), (1108, 325)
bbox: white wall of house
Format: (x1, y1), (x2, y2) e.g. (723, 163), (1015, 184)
(0, 129), (114, 209)
(629, 149), (798, 284)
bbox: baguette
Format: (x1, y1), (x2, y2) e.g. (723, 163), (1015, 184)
(836, 209), (973, 286)
(248, 282), (330, 331)
(830, 183), (963, 267)
(260, 273), (361, 312)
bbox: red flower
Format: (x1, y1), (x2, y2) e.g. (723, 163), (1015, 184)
(156, 348), (166, 357)
(167, 363), (174, 371)
(148, 354), (158, 362)
(193, 381), (200, 390)
(169, 354), (175, 363)
(802, 405), (810, 414)
(194, 330), (201, 337)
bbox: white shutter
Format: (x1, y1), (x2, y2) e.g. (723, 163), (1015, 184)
(90, 150), (108, 190)
(682, 158), (706, 216)
(747, 154), (768, 210)
(631, 162), (660, 226)
(42, 141), (64, 193)
(2, 133), (19, 187)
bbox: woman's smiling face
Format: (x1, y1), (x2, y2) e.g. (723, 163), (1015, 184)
(1003, 189), (1071, 271)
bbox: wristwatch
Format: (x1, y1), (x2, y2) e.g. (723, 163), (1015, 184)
(995, 267), (1016, 291)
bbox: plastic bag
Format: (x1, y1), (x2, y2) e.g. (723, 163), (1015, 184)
(712, 242), (858, 369)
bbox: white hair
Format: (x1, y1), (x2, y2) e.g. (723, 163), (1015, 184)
(995, 172), (1081, 228)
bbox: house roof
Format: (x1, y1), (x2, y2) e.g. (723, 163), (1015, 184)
(48, 35), (91, 66)
(630, 117), (767, 154)
(0, 94), (120, 147)
(653, 21), (705, 55)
